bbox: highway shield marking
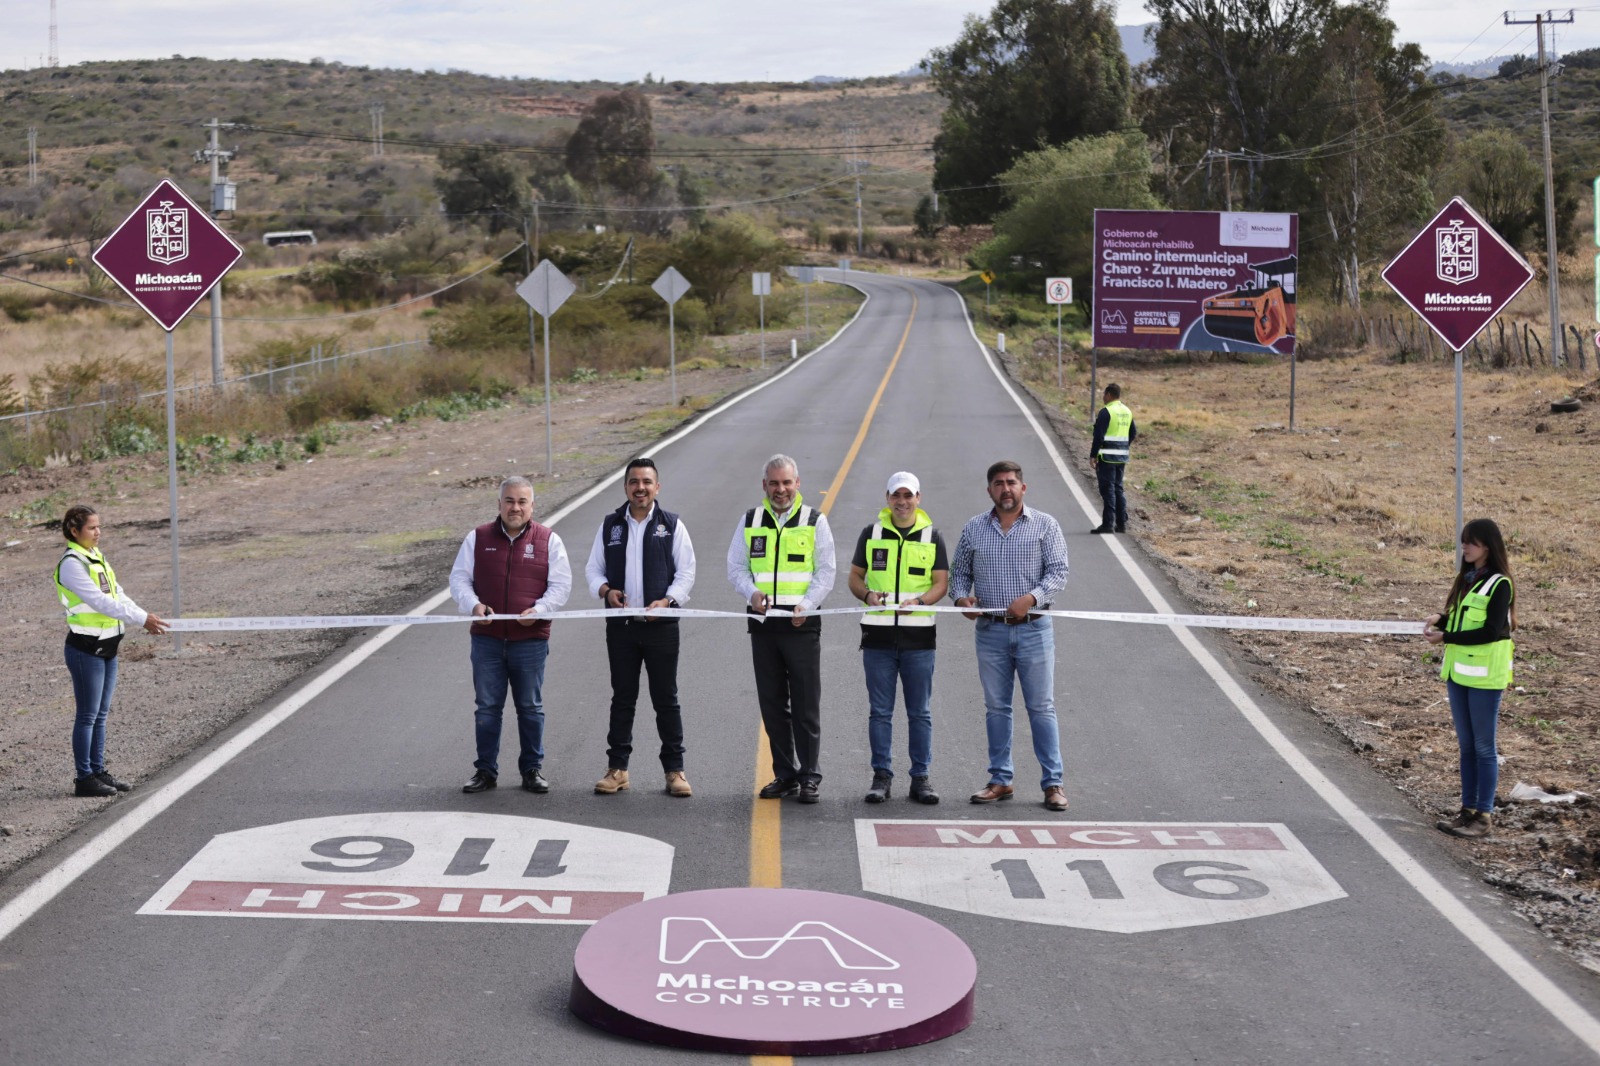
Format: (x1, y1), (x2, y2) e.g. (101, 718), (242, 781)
(856, 820), (1345, 933)
(139, 812), (672, 924)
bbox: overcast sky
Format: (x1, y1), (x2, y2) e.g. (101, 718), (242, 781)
(5, 1), (1594, 82)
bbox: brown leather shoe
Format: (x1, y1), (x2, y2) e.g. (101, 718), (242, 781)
(1044, 785), (1068, 811)
(1448, 811), (1492, 839)
(665, 771), (692, 798)
(969, 782), (1014, 804)
(594, 768), (630, 794)
(1435, 808), (1474, 833)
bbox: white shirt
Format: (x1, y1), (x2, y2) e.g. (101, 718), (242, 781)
(449, 522), (572, 616)
(57, 551), (148, 629)
(584, 504), (697, 607)
(725, 502), (836, 612)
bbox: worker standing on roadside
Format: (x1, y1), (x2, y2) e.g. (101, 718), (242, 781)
(847, 471), (948, 805)
(54, 505), (168, 797)
(584, 457), (698, 798)
(449, 476), (571, 795)
(1090, 383), (1137, 535)
(1424, 518), (1516, 840)
(727, 454), (836, 805)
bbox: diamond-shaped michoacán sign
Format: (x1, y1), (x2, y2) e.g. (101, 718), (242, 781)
(92, 179), (243, 331)
(1382, 196), (1533, 352)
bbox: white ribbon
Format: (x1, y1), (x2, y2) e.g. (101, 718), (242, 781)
(162, 603), (1425, 635)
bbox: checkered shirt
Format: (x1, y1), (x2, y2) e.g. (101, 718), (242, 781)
(949, 505), (1068, 610)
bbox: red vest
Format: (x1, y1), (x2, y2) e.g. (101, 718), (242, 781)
(472, 520), (553, 641)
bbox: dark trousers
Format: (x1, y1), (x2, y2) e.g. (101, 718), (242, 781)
(605, 619), (685, 772)
(1097, 461), (1127, 529)
(749, 622), (823, 785)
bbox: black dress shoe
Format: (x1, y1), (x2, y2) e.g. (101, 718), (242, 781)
(1090, 525), (1112, 534)
(522, 769), (549, 793)
(96, 771), (133, 792)
(910, 776), (940, 805)
(759, 777), (799, 799)
(462, 769), (497, 793)
(1114, 525), (1126, 533)
(798, 781), (820, 804)
(74, 775), (118, 797)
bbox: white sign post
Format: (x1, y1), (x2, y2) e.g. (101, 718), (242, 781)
(516, 259), (576, 476)
(753, 272), (771, 368)
(652, 267), (692, 407)
(791, 265), (817, 344)
(1046, 277), (1073, 390)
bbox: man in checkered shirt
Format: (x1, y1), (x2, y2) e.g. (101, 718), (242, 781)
(950, 460), (1069, 811)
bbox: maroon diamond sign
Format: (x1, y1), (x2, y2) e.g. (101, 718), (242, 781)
(92, 179), (243, 331)
(1382, 196), (1533, 352)
(569, 887), (976, 1055)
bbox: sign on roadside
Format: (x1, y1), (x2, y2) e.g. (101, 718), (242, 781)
(1091, 209), (1299, 355)
(516, 259), (576, 476)
(1045, 277), (1072, 305)
(653, 267), (692, 406)
(752, 272), (772, 296)
(92, 178), (243, 331)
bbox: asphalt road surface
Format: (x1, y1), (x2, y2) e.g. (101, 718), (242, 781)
(3, 272), (1598, 1065)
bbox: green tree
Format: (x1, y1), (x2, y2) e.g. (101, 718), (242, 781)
(434, 147), (527, 233)
(670, 215), (787, 332)
(565, 89), (657, 200)
(1441, 130), (1542, 251)
(924, 0), (1131, 224)
(912, 193), (944, 237)
(973, 131), (1160, 296)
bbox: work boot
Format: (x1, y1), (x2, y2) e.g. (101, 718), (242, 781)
(1434, 808), (1475, 834)
(909, 776), (940, 805)
(864, 771), (892, 804)
(594, 768), (630, 794)
(74, 774), (118, 798)
(96, 770), (134, 792)
(1449, 811), (1492, 839)
(665, 770), (692, 798)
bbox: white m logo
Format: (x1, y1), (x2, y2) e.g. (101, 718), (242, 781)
(658, 917), (899, 970)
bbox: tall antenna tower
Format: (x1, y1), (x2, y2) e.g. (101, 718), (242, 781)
(48, 0), (59, 67)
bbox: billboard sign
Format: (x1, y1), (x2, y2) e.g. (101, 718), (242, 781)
(1381, 196), (1534, 352)
(91, 178), (243, 331)
(1092, 209), (1298, 354)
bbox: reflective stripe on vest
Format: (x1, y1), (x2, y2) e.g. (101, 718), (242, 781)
(1100, 400), (1132, 463)
(863, 508), (936, 627)
(745, 500), (817, 606)
(54, 545), (124, 638)
(1439, 573), (1514, 690)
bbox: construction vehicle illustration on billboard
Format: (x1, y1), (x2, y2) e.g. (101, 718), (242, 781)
(1201, 256), (1297, 348)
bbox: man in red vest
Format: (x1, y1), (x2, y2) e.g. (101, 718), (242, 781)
(449, 476), (572, 794)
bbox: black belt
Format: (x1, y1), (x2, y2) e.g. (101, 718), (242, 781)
(982, 611), (1047, 626)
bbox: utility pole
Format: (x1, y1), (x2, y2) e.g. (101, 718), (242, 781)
(48, 0), (58, 67)
(195, 119), (236, 384)
(27, 127), (37, 185)
(848, 126), (864, 255)
(1506, 9), (1575, 366)
(370, 102), (384, 157)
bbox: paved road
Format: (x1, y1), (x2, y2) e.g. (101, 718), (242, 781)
(3, 273), (1598, 1065)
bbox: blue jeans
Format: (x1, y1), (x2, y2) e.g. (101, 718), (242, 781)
(470, 634), (549, 776)
(863, 646), (935, 779)
(974, 617), (1063, 789)
(1447, 679), (1503, 813)
(1097, 461), (1127, 529)
(65, 641), (119, 780)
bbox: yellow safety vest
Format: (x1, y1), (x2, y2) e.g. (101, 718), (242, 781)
(54, 543), (125, 639)
(1439, 573), (1514, 690)
(744, 496), (818, 607)
(863, 508), (937, 628)
(1100, 400), (1132, 464)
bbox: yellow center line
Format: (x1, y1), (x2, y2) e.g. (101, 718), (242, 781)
(747, 286), (918, 1066)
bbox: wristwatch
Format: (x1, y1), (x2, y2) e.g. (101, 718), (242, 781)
(666, 597), (679, 608)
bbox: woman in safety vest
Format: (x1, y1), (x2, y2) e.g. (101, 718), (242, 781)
(1423, 518), (1515, 840)
(54, 505), (167, 797)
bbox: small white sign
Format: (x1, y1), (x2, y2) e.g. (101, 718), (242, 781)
(791, 266), (816, 284)
(1045, 277), (1073, 305)
(1218, 212), (1294, 249)
(652, 266), (691, 306)
(141, 813), (673, 925)
(857, 819), (1344, 933)
(752, 271), (772, 296)
(517, 259), (576, 318)
(838, 258), (851, 273)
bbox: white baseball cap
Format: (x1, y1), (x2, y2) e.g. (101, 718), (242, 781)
(886, 471), (920, 495)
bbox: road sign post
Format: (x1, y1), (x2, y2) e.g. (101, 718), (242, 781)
(516, 259), (577, 476)
(792, 265), (816, 344)
(1046, 277), (1072, 390)
(652, 267), (692, 407)
(981, 270), (994, 312)
(752, 272), (771, 368)
(1382, 196), (1535, 559)
(91, 179), (244, 650)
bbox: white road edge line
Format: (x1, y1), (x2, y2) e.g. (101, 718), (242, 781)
(0, 280), (873, 945)
(950, 284), (1600, 1055)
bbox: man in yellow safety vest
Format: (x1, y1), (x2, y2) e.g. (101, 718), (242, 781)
(1090, 383), (1138, 534)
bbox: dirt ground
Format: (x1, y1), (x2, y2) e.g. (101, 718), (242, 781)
(1000, 336), (1600, 972)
